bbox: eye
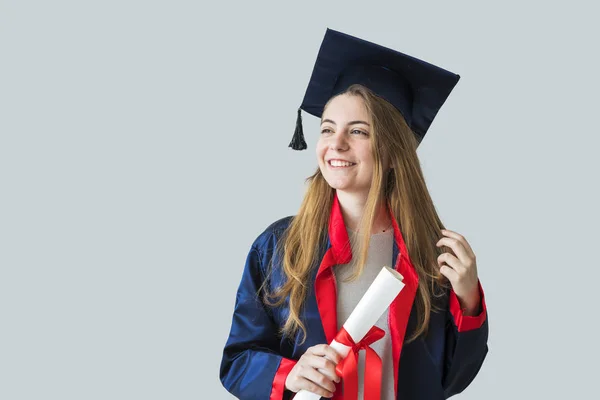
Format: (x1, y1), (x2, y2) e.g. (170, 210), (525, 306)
(320, 128), (368, 136)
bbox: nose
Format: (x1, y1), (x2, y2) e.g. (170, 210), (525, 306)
(328, 131), (349, 151)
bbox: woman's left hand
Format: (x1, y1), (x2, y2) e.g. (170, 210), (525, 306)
(436, 229), (480, 314)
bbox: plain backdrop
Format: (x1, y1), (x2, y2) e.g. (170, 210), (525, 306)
(1, 1), (599, 399)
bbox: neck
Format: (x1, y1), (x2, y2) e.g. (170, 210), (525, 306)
(336, 190), (391, 234)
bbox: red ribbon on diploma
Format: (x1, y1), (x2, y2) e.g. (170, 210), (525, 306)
(334, 326), (385, 400)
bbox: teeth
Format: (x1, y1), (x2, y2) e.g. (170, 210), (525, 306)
(330, 160), (354, 167)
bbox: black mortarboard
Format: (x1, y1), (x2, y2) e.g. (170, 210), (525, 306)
(289, 28), (461, 150)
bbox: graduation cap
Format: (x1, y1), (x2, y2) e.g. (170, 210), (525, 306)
(289, 28), (461, 150)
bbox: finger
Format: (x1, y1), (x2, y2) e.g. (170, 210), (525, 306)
(308, 344), (327, 355)
(439, 263), (459, 283)
(441, 229), (475, 258)
(436, 237), (471, 265)
(294, 376), (334, 398)
(437, 253), (465, 274)
(301, 365), (338, 394)
(308, 356), (340, 382)
(309, 344), (342, 364)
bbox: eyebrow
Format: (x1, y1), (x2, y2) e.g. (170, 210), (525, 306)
(320, 119), (371, 127)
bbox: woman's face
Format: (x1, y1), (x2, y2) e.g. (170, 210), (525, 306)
(316, 94), (376, 197)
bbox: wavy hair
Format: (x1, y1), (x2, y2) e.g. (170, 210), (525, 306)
(264, 84), (452, 344)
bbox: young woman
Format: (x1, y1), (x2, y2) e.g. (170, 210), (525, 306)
(220, 29), (488, 400)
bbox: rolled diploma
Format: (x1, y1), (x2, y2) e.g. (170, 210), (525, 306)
(294, 266), (405, 400)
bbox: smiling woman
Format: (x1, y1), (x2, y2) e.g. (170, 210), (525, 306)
(220, 28), (489, 400)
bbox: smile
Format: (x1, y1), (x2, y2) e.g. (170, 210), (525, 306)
(328, 159), (357, 168)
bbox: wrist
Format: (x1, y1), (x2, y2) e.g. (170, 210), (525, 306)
(458, 288), (481, 316)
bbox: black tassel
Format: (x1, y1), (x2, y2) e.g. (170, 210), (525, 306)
(288, 107), (307, 150)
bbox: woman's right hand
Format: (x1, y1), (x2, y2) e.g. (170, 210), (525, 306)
(285, 344), (342, 398)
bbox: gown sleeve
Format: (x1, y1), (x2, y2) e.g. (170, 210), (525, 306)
(442, 279), (489, 398)
(219, 243), (298, 400)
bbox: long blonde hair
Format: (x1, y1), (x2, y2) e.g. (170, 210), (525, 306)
(264, 84), (451, 344)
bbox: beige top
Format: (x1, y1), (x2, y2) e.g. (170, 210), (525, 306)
(332, 228), (396, 400)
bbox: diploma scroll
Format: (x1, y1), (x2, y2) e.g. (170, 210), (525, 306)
(294, 266), (405, 400)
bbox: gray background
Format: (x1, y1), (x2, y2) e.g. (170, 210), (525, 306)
(1, 0), (598, 399)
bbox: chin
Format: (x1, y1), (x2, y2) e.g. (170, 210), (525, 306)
(324, 179), (353, 191)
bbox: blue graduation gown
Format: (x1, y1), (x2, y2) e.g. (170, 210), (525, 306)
(220, 194), (489, 399)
